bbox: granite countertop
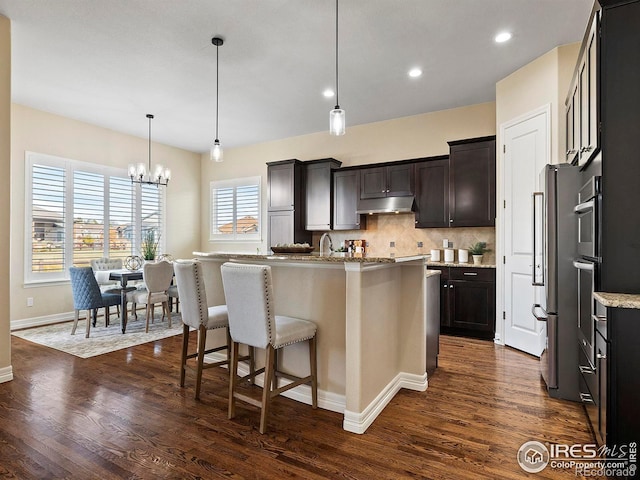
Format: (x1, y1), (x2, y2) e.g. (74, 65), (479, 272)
(594, 292), (640, 309)
(426, 261), (496, 269)
(193, 251), (427, 264)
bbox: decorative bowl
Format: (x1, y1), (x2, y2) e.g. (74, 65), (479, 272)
(270, 246), (315, 254)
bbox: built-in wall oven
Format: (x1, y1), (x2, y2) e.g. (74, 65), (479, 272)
(574, 258), (597, 363)
(574, 176), (601, 367)
(575, 176), (600, 261)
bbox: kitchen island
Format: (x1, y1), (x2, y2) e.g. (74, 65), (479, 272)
(193, 251), (438, 434)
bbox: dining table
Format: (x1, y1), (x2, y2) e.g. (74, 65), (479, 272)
(109, 269), (143, 333)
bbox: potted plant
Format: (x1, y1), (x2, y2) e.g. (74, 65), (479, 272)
(468, 241), (490, 265)
(140, 230), (160, 261)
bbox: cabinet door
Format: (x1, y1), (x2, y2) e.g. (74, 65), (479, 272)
(427, 267), (450, 327)
(580, 15), (599, 167)
(268, 163), (295, 211)
(386, 164), (414, 196)
(267, 210), (294, 248)
(305, 162), (332, 230)
(360, 167), (387, 199)
(333, 170), (365, 230)
(566, 84), (579, 163)
(449, 139), (496, 227)
(415, 159), (449, 228)
(449, 280), (495, 333)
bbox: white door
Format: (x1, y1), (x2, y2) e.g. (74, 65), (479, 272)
(502, 107), (549, 356)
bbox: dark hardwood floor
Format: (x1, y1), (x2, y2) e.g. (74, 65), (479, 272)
(1, 332), (595, 479)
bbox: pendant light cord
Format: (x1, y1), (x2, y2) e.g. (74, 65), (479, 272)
(215, 42), (220, 141)
(335, 0), (339, 108)
(148, 114), (153, 172)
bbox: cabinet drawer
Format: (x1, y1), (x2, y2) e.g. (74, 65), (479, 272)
(578, 343), (598, 404)
(449, 267), (495, 282)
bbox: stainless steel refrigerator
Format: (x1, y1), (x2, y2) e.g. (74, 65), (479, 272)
(531, 164), (580, 401)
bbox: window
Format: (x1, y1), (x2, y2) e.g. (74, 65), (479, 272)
(25, 152), (165, 283)
(210, 176), (261, 241)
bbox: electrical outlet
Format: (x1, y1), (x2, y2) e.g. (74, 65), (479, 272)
(417, 241), (423, 248)
(390, 241), (395, 248)
(27, 297), (34, 307)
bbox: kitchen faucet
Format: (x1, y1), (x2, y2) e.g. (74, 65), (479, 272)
(319, 233), (333, 256)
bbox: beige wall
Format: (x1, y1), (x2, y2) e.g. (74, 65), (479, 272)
(1, 16), (12, 378)
(201, 102), (497, 255)
(496, 43), (580, 165)
(10, 105), (201, 325)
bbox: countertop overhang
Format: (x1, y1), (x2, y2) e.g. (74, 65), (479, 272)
(193, 251), (427, 264)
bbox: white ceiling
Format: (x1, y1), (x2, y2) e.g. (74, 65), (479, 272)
(0, 0), (592, 154)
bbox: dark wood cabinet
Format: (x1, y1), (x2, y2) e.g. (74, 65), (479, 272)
(266, 159), (310, 248)
(448, 137), (496, 227)
(414, 157), (449, 228)
(333, 169), (366, 230)
(360, 164), (414, 199)
(566, 9), (600, 167)
(429, 265), (495, 339)
(580, 298), (640, 449)
(305, 158), (341, 231)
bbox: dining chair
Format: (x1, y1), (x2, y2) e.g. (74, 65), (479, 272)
(90, 257), (123, 291)
(69, 266), (121, 338)
(173, 259), (254, 399)
(220, 262), (318, 434)
(126, 260), (174, 332)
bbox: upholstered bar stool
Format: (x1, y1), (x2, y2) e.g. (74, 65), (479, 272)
(174, 260), (254, 400)
(220, 262), (318, 434)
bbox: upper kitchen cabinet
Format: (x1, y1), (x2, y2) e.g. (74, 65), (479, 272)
(266, 159), (310, 248)
(447, 136), (496, 227)
(305, 158), (341, 231)
(333, 169), (366, 230)
(414, 157), (449, 228)
(566, 8), (600, 167)
(360, 164), (414, 199)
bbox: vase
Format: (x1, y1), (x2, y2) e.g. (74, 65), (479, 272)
(458, 249), (469, 263)
(472, 254), (483, 265)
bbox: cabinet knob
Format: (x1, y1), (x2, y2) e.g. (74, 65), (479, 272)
(449, 284), (453, 289)
(596, 352), (607, 360)
(449, 219), (454, 223)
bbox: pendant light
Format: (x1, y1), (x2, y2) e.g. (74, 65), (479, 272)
(211, 37), (224, 162)
(129, 114), (170, 186)
(329, 0), (345, 136)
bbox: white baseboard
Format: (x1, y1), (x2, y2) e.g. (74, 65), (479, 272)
(342, 371), (428, 434)
(11, 311), (75, 331)
(204, 352), (346, 414)
(0, 365), (14, 383)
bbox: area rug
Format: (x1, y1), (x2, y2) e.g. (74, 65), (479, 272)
(12, 314), (184, 359)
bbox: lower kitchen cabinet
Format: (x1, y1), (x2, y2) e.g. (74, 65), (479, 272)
(428, 265), (495, 340)
(579, 295), (640, 449)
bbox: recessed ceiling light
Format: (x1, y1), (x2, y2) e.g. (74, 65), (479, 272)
(495, 32), (512, 43)
(323, 88), (335, 98)
(408, 68), (422, 78)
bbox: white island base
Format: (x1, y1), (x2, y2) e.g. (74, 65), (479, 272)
(194, 253), (436, 434)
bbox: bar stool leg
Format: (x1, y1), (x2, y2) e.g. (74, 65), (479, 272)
(260, 345), (276, 434)
(309, 336), (318, 409)
(194, 325), (207, 400)
(180, 324), (189, 387)
(228, 341), (240, 419)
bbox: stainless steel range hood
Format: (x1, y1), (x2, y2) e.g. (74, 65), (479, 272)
(356, 196), (415, 215)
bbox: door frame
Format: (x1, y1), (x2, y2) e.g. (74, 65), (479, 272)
(496, 104), (551, 346)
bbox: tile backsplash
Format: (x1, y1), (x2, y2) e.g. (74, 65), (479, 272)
(312, 213), (496, 263)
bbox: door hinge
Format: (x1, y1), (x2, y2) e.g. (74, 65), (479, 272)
(503, 311), (506, 320)
(503, 200), (506, 208)
(503, 144), (506, 154)
(503, 256), (506, 264)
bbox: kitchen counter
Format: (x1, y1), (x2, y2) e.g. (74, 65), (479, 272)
(194, 251), (435, 434)
(193, 251), (425, 264)
(426, 261), (496, 268)
(594, 292), (640, 309)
